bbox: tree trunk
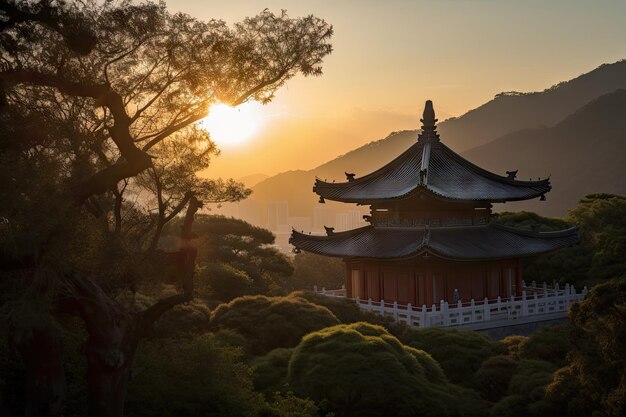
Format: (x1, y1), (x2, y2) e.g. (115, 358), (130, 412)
(64, 195), (202, 417)
(12, 323), (66, 417)
(83, 309), (141, 417)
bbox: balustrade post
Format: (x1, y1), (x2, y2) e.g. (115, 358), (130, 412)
(393, 301), (399, 320)
(322, 287), (326, 295)
(441, 300), (448, 326)
(564, 283), (570, 308)
(313, 285), (318, 293)
(407, 303), (413, 326)
(380, 299), (385, 316)
(470, 299), (475, 323)
(497, 296), (502, 311)
(483, 297), (490, 321)
(522, 280), (526, 288)
(368, 298), (372, 306)
(582, 286), (588, 297)
(420, 304), (427, 328)
(521, 290), (528, 317)
(532, 280), (537, 289)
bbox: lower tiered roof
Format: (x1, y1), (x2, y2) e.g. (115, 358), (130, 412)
(289, 224), (577, 260)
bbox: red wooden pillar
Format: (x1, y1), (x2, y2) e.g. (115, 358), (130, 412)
(409, 264), (416, 306)
(424, 266), (433, 306)
(345, 261), (352, 298)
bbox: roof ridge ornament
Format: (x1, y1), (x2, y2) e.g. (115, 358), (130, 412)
(418, 100), (440, 143)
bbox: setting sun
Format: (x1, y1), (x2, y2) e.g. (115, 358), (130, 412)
(200, 101), (262, 147)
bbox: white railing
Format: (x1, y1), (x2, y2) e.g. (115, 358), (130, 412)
(313, 281), (587, 329)
(313, 285), (346, 298)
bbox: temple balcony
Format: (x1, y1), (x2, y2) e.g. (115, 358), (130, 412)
(313, 281), (587, 330)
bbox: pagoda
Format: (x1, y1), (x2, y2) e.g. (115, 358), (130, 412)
(290, 101), (577, 309)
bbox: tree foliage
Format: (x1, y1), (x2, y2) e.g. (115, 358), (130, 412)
(287, 322), (462, 417)
(0, 1), (333, 415)
(494, 194), (626, 287)
(545, 275), (626, 417)
(473, 355), (519, 402)
(126, 333), (265, 417)
(290, 252), (344, 292)
(399, 327), (501, 385)
(210, 295), (339, 355)
(252, 348), (294, 396)
(170, 215), (296, 300)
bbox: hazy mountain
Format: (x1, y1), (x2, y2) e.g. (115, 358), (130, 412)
(462, 89), (626, 216)
(250, 61), (626, 221)
(238, 173), (269, 188)
(438, 59), (626, 152)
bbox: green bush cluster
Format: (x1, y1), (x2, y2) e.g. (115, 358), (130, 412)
(399, 327), (501, 385)
(211, 295), (340, 354)
(287, 322), (461, 417)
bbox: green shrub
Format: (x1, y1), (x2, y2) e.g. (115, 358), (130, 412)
(127, 333), (265, 417)
(288, 291), (363, 323)
(509, 360), (556, 400)
(200, 262), (255, 302)
(211, 295), (339, 355)
(499, 335), (527, 359)
(490, 394), (527, 417)
(399, 327), (501, 385)
(290, 251), (344, 291)
(473, 355), (518, 401)
(260, 392), (320, 417)
(517, 324), (570, 367)
(545, 275), (626, 417)
(289, 291), (405, 335)
(288, 322), (460, 417)
(152, 300), (212, 338)
(490, 360), (558, 417)
(253, 348), (293, 396)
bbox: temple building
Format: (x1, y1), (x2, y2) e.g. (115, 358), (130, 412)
(290, 101), (579, 319)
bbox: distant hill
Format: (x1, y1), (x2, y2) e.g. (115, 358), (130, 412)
(250, 61), (626, 222)
(463, 89), (626, 216)
(238, 173), (269, 188)
(438, 59), (626, 152)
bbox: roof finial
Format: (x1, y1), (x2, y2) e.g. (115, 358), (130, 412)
(421, 100), (437, 129)
(418, 100), (440, 142)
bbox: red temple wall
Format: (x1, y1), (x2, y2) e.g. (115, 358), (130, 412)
(345, 257), (522, 305)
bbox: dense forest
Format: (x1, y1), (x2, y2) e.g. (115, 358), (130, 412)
(1, 1), (625, 417)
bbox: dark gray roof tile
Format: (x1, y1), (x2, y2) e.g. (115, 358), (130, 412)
(290, 224), (577, 260)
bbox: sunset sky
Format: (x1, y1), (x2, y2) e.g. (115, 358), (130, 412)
(168, 0), (626, 181)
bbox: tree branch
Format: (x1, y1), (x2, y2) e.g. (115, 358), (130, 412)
(1, 69), (153, 203)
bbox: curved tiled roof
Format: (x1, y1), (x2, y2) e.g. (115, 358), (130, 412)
(289, 224), (577, 260)
(313, 140), (551, 203)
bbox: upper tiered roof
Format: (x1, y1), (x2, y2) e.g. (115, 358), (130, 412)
(314, 101), (551, 204)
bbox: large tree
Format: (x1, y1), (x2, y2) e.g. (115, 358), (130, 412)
(0, 1), (333, 416)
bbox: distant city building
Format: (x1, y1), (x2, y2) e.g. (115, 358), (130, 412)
(334, 213), (348, 232)
(335, 210), (364, 232)
(289, 216), (312, 233)
(267, 200), (289, 231)
(313, 206), (334, 232)
(238, 199), (261, 226)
